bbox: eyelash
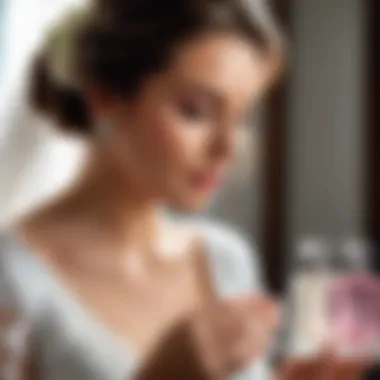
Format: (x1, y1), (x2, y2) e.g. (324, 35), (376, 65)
(176, 100), (252, 128)
(178, 102), (210, 121)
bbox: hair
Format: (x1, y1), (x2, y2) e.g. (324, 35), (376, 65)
(29, 0), (284, 134)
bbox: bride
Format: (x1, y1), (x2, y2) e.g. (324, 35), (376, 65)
(0, 0), (367, 379)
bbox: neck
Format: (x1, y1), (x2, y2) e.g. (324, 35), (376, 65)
(25, 147), (167, 256)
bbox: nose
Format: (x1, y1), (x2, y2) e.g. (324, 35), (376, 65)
(208, 124), (236, 163)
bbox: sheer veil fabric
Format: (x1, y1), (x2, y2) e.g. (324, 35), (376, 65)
(0, 0), (88, 227)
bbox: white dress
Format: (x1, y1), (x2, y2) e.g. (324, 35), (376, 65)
(0, 219), (272, 380)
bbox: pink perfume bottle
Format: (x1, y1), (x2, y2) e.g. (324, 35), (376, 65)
(328, 239), (380, 357)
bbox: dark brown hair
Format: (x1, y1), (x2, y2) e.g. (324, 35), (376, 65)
(29, 0), (283, 134)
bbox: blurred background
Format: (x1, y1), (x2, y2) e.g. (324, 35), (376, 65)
(0, 0), (378, 296)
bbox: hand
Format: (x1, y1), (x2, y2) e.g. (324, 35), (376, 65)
(0, 309), (36, 380)
(278, 355), (369, 380)
(136, 294), (280, 380)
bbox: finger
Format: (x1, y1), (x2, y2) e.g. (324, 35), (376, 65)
(226, 307), (276, 370)
(221, 293), (282, 331)
(279, 357), (325, 380)
(201, 295), (281, 376)
(323, 358), (368, 380)
(231, 293), (274, 309)
(211, 297), (277, 348)
(199, 326), (250, 378)
(250, 297), (282, 329)
(211, 309), (261, 374)
(215, 305), (246, 348)
(312, 350), (369, 380)
(205, 301), (244, 338)
(314, 354), (335, 380)
(242, 296), (282, 361)
(247, 322), (274, 362)
(224, 334), (255, 373)
(193, 304), (247, 377)
(233, 294), (282, 330)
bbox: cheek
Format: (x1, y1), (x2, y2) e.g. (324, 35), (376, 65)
(141, 109), (207, 164)
(114, 107), (208, 184)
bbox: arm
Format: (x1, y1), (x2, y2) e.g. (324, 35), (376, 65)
(132, 224), (280, 380)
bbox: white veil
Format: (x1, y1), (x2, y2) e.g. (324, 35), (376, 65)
(0, 0), (87, 227)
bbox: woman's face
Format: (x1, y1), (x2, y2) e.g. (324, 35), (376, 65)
(94, 33), (270, 212)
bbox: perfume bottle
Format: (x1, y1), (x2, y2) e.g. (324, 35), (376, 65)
(287, 237), (332, 357)
(328, 238), (380, 357)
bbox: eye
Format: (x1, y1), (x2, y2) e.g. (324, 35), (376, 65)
(177, 99), (211, 121)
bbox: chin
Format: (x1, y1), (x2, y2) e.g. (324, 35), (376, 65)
(170, 196), (212, 214)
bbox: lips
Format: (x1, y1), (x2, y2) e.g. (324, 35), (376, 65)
(188, 171), (222, 191)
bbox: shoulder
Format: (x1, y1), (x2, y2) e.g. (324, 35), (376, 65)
(0, 231), (48, 318)
(0, 232), (27, 309)
(175, 216), (265, 295)
(0, 232), (42, 372)
(204, 219), (263, 288)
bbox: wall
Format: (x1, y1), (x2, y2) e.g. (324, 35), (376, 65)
(206, 126), (262, 243)
(287, 0), (365, 248)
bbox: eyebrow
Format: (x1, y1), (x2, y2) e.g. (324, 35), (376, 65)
(178, 82), (226, 109)
(174, 80), (257, 124)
